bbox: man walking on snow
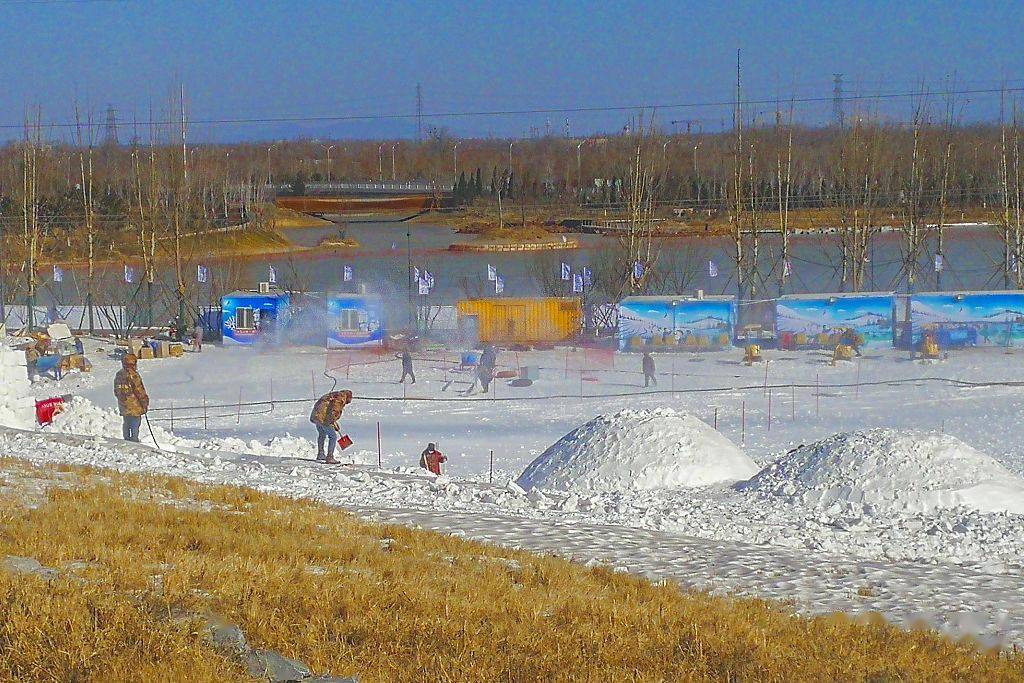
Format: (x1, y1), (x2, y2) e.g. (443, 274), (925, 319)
(419, 442), (446, 475)
(310, 389), (352, 464)
(642, 351), (657, 387)
(398, 350), (416, 384)
(113, 354), (149, 442)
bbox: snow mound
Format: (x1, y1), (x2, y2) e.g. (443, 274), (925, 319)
(0, 342), (36, 430)
(517, 408), (758, 493)
(742, 429), (1024, 515)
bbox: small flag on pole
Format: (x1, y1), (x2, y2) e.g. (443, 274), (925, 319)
(419, 278), (430, 295)
(424, 270), (435, 288)
(197, 265), (208, 283)
(124, 265), (135, 283)
(494, 276), (504, 294)
(708, 260), (719, 278)
(391, 241), (397, 250)
(934, 254), (944, 272)
(343, 265), (353, 282)
(783, 259), (792, 277)
(633, 260), (644, 280)
(53, 265), (63, 283)
(487, 264), (497, 281)
(582, 266), (592, 287)
(413, 266), (420, 282)
(268, 265), (277, 284)
(560, 262), (571, 280)
(572, 272), (583, 293)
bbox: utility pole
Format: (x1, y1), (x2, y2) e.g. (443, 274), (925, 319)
(415, 83), (423, 143)
(406, 229), (414, 331)
(391, 143), (398, 180)
(832, 74), (845, 129)
(452, 142), (459, 183)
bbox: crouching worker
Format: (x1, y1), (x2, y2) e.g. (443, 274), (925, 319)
(310, 390), (353, 464)
(113, 354), (149, 443)
(419, 442), (447, 475)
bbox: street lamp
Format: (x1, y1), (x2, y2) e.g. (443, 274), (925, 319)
(391, 143), (398, 181)
(266, 144), (276, 184)
(508, 141), (514, 171)
(325, 144), (335, 182)
(377, 143), (385, 181)
(452, 142), (459, 182)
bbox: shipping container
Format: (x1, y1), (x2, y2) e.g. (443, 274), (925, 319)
(456, 297), (582, 345)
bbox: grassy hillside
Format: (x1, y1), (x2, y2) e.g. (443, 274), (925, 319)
(0, 457), (1019, 682)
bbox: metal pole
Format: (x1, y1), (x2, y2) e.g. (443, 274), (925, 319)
(741, 400), (745, 444)
(406, 229), (414, 331)
(203, 396), (208, 430)
(377, 421), (382, 469)
(489, 449), (494, 483)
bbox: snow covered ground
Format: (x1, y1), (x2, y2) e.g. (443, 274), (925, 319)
(6, 337), (1024, 646)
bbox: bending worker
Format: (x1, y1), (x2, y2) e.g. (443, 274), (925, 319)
(310, 390), (353, 464)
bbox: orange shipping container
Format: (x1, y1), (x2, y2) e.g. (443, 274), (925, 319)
(456, 297), (582, 345)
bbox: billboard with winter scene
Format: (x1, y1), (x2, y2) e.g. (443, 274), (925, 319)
(618, 296), (735, 351)
(325, 294), (384, 348)
(776, 293), (894, 349)
(910, 291), (1024, 348)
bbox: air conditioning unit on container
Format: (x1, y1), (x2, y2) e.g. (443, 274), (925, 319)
(258, 282), (271, 294)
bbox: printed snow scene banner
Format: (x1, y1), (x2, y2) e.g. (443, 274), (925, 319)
(910, 291), (1024, 348)
(325, 294), (384, 348)
(221, 292), (291, 346)
(776, 293), (894, 350)
(618, 296), (735, 352)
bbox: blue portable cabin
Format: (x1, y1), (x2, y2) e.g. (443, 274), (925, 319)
(325, 294), (385, 348)
(776, 292), (895, 350)
(910, 290), (1024, 349)
(221, 290), (291, 345)
(618, 295), (736, 351)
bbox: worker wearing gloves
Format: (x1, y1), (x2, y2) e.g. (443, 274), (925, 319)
(310, 390), (353, 464)
(419, 442), (447, 475)
(113, 354), (149, 442)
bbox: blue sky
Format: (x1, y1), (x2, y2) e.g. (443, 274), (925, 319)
(0, 0), (1020, 141)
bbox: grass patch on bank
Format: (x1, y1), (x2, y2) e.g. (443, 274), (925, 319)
(0, 459), (1020, 682)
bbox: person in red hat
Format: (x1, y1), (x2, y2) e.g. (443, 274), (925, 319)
(419, 443), (446, 475)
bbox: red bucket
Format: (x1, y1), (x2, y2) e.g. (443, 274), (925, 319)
(35, 397), (66, 426)
(337, 434), (353, 450)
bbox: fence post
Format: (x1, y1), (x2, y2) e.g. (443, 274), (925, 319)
(767, 387), (772, 432)
(763, 360), (769, 396)
(203, 396), (208, 431)
(236, 386), (242, 424)
(855, 359), (861, 398)
(170, 400), (174, 432)
(311, 370), (316, 400)
(815, 373), (820, 418)
(741, 400), (746, 445)
(713, 407), (718, 430)
(791, 383), (795, 421)
(489, 449), (494, 484)
(377, 421), (382, 469)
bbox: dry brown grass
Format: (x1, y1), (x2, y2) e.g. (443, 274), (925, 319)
(0, 459), (1020, 682)
(268, 204), (334, 229)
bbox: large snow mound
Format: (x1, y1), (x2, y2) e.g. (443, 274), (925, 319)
(517, 408), (758, 493)
(0, 342), (34, 430)
(742, 429), (1024, 515)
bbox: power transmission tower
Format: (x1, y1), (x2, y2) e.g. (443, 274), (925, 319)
(104, 104), (118, 146)
(832, 74), (844, 128)
(415, 83), (423, 142)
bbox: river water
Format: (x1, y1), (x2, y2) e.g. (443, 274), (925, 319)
(14, 219), (1020, 328)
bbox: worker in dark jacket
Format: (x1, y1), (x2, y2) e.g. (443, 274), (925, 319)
(398, 350), (416, 384)
(113, 354), (149, 442)
(309, 390), (353, 464)
(642, 351), (657, 387)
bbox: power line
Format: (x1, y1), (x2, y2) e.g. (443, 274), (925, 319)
(4, 85), (1023, 132)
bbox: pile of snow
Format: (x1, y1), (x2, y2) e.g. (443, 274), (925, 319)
(0, 343), (35, 430)
(743, 429), (1024, 515)
(517, 408), (758, 493)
